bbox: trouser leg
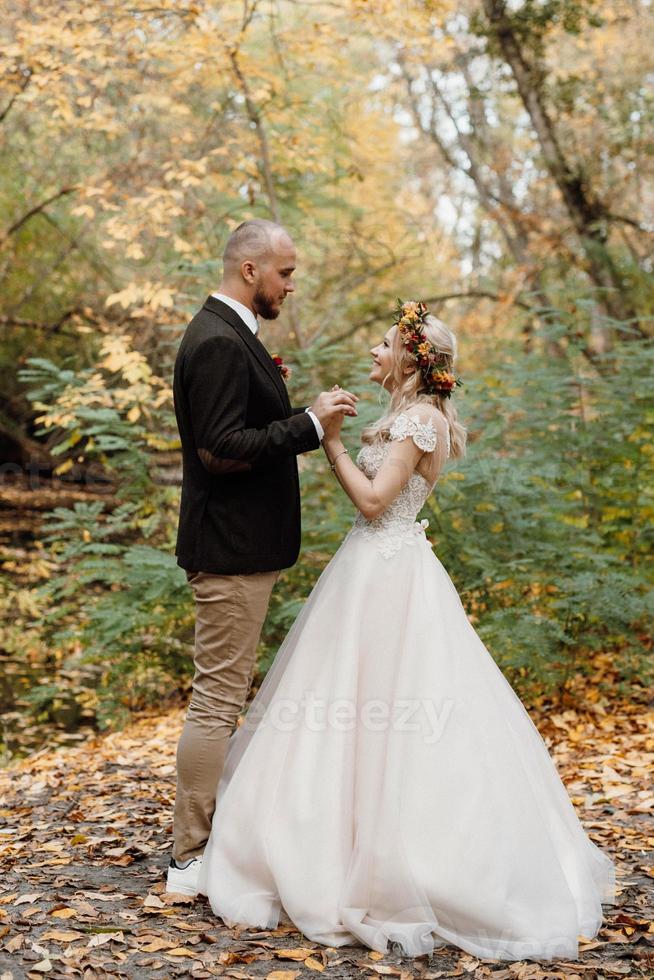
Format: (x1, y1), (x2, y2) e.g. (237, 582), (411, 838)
(173, 568), (278, 863)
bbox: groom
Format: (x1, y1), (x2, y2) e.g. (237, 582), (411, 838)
(168, 219), (358, 895)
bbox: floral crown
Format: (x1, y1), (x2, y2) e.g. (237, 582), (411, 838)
(392, 299), (463, 399)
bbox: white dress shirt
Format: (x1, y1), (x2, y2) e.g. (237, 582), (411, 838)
(211, 292), (324, 442)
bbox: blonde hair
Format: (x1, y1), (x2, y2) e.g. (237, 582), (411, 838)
(362, 314), (467, 460)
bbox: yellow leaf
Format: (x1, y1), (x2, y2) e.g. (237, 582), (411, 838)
(40, 930), (83, 943)
(174, 237), (193, 254)
(165, 947), (200, 958)
(560, 514), (589, 528)
(149, 287), (174, 311)
(304, 957), (325, 971)
(105, 285), (141, 309)
(274, 948), (317, 960)
(141, 938), (175, 952)
(51, 907), (77, 919)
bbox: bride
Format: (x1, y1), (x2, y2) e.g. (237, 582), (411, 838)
(197, 301), (617, 962)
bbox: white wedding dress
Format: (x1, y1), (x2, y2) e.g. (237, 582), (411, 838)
(198, 411), (617, 962)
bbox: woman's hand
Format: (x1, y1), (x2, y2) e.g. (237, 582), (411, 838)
(321, 385), (346, 444)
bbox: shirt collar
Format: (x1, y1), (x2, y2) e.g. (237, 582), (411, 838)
(211, 292), (259, 336)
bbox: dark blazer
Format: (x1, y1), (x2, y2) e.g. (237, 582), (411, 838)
(173, 296), (321, 574)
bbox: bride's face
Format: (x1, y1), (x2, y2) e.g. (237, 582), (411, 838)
(369, 327), (397, 390)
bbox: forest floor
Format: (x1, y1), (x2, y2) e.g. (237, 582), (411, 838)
(0, 699), (652, 980)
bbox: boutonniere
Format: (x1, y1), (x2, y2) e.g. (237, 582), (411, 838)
(271, 353), (292, 382)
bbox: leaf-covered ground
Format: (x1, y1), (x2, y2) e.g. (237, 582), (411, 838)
(1, 699), (652, 980)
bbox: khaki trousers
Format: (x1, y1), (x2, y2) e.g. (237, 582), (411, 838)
(173, 568), (279, 863)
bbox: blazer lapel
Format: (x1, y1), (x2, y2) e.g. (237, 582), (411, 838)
(202, 296), (291, 410)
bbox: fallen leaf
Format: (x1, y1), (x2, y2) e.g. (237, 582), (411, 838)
(219, 950), (258, 965)
(87, 930), (124, 947)
(140, 937), (175, 952)
(13, 893), (43, 905)
(81, 891), (128, 901)
(40, 929), (83, 943)
(51, 908), (77, 919)
(165, 947), (200, 958)
(162, 891), (195, 905)
(274, 948), (317, 961)
(143, 894), (166, 909)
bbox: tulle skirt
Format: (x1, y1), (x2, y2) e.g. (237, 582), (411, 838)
(198, 525), (617, 961)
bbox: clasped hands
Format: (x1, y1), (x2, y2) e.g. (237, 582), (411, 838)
(310, 384), (358, 445)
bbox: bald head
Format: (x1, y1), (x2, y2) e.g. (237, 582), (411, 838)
(223, 219), (294, 273)
(219, 218), (297, 321)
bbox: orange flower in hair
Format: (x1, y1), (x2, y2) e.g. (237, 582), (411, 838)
(392, 299), (463, 399)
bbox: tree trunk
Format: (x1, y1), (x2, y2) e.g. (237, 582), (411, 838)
(482, 0), (640, 328)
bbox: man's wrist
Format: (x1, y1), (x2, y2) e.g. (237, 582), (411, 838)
(305, 407), (324, 442)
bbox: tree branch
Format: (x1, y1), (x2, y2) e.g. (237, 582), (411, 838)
(2, 186), (78, 240)
(223, 31), (305, 347)
(481, 0), (636, 324)
(240, 0), (260, 33)
(0, 310), (80, 334)
(0, 70), (31, 125)
(605, 211), (654, 234)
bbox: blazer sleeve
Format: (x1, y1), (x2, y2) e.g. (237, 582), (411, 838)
(184, 334), (320, 471)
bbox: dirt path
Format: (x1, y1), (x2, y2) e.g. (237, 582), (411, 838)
(1, 701), (652, 979)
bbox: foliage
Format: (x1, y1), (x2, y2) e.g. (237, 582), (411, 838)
(6, 311), (650, 738)
(11, 338), (190, 729)
(1, 0), (653, 747)
(421, 318), (654, 701)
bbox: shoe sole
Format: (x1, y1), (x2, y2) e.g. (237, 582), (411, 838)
(165, 885), (198, 897)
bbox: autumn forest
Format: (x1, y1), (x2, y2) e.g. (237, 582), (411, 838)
(0, 0), (653, 976)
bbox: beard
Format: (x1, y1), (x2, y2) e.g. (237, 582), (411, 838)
(253, 283), (281, 320)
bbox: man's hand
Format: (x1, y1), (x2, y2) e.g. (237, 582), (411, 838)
(310, 386), (358, 431)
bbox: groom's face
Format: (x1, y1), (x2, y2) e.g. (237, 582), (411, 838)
(252, 235), (296, 320)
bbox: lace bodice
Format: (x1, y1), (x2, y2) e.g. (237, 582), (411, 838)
(348, 412), (450, 559)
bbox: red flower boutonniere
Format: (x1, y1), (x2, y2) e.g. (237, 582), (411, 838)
(271, 353), (292, 382)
